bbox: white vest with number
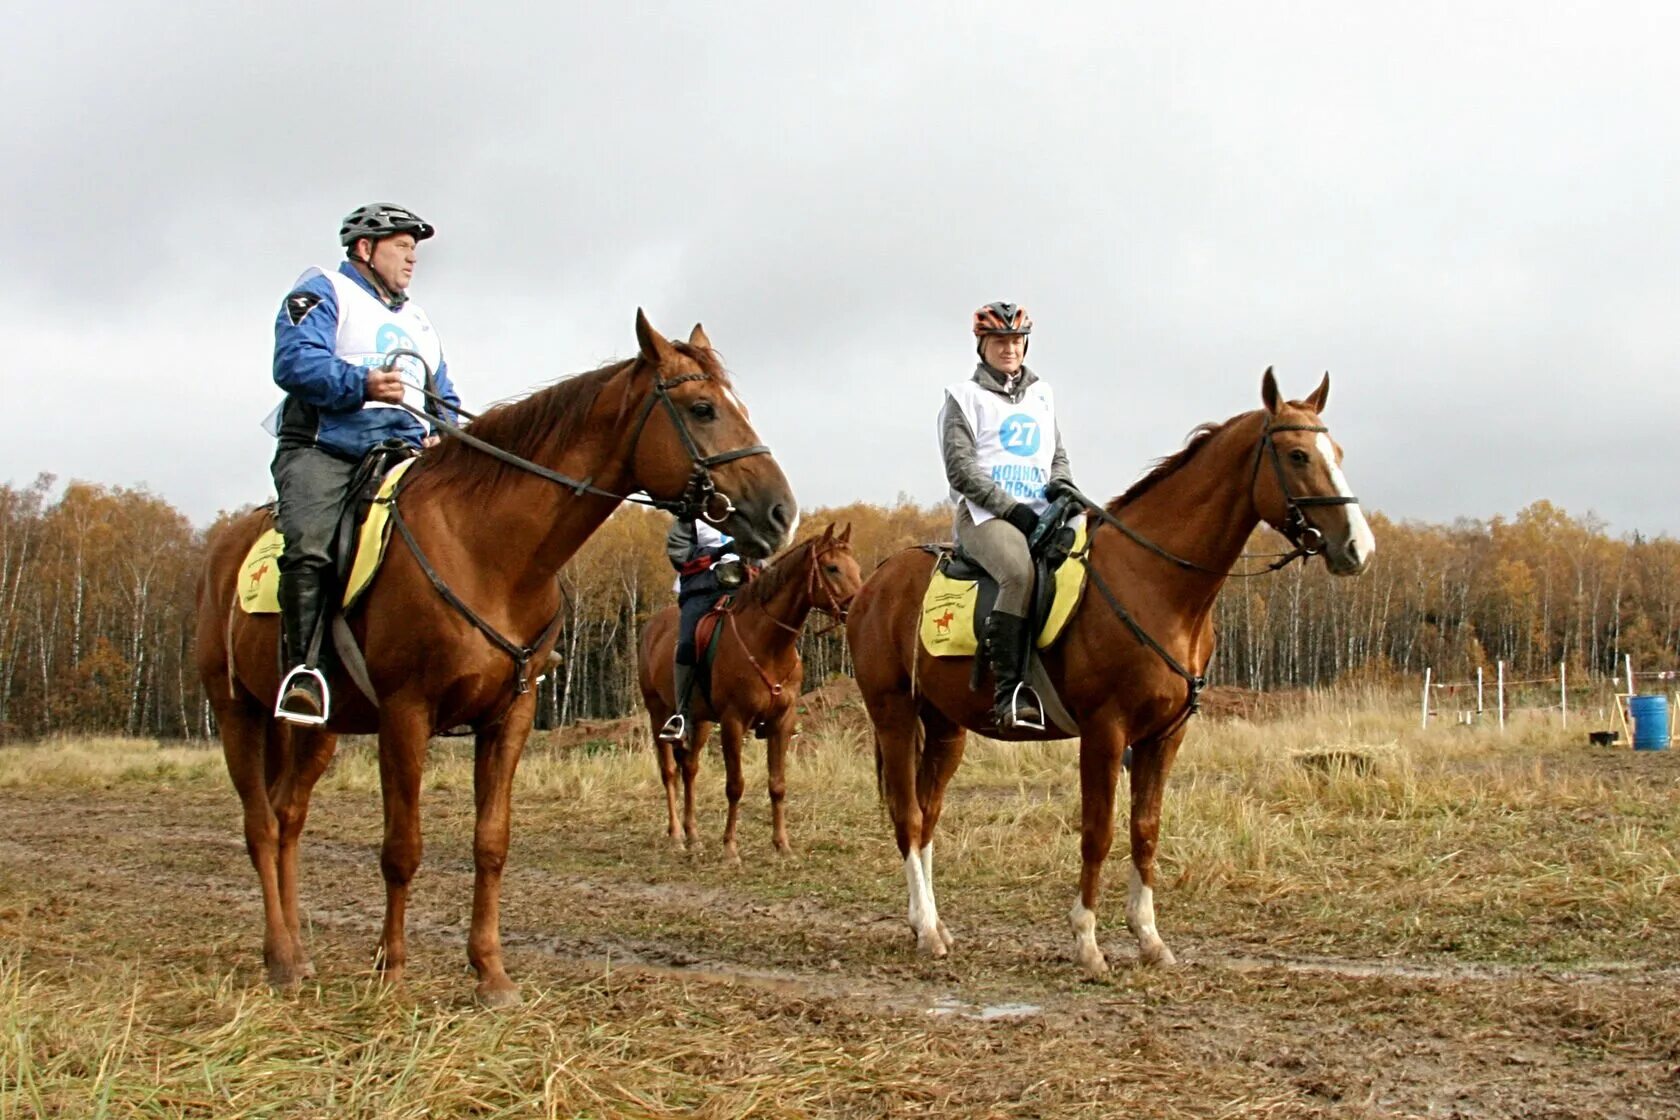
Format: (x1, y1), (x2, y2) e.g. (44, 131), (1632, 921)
(946, 377), (1058, 524)
(311, 266), (443, 415)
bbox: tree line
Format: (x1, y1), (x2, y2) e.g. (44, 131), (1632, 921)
(2, 471), (1676, 741)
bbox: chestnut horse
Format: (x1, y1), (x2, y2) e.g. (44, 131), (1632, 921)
(196, 312), (795, 1006)
(638, 523), (862, 859)
(845, 371), (1374, 977)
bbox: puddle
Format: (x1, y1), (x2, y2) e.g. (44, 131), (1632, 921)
(928, 995), (1042, 1022)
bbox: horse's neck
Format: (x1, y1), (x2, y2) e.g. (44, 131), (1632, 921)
(440, 383), (643, 593)
(1107, 413), (1265, 614)
(739, 550), (813, 642)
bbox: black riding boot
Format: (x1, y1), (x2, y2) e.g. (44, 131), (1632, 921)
(276, 567), (330, 724)
(660, 660), (696, 742)
(987, 611), (1044, 731)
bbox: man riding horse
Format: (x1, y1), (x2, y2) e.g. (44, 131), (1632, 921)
(939, 302), (1082, 731)
(268, 203), (461, 724)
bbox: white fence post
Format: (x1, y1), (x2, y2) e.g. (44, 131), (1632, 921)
(1626, 654), (1635, 697)
(1497, 660), (1505, 731)
(1560, 661), (1567, 728)
(1421, 667), (1431, 730)
(1476, 666), (1484, 719)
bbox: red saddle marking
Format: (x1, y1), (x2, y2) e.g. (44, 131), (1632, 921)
(933, 608), (955, 633)
(693, 599), (732, 655)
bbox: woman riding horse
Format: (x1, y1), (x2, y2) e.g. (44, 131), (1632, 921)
(659, 517), (760, 744)
(939, 302), (1082, 731)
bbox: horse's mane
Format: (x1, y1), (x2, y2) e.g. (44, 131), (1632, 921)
(421, 342), (730, 492)
(1108, 413), (1251, 514)
(737, 535), (819, 609)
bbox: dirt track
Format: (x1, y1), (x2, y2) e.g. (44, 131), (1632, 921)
(4, 750), (1678, 1119)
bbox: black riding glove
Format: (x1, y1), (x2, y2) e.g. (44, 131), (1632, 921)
(1044, 478), (1079, 504)
(1002, 503), (1039, 537)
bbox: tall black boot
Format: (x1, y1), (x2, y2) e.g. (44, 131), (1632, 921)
(987, 611), (1044, 732)
(660, 660), (696, 742)
(276, 567), (330, 724)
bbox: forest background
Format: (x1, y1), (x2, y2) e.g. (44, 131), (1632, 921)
(3, 472), (1678, 741)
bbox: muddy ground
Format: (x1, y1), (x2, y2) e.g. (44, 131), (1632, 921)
(2, 741), (1678, 1118)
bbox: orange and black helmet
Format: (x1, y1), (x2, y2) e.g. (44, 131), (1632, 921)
(972, 301), (1032, 338)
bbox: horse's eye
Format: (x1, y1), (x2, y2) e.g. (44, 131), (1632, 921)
(690, 399), (716, 420)
(825, 564), (839, 574)
(1289, 448), (1311, 466)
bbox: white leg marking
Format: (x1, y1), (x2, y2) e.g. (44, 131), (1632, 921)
(1128, 866), (1176, 966)
(1068, 899), (1108, 977)
(1314, 433), (1376, 564)
(905, 847), (945, 956)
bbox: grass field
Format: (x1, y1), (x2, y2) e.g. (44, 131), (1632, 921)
(2, 691), (1677, 1117)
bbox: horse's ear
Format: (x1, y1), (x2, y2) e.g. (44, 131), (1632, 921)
(819, 523), (835, 544)
(635, 308), (673, 365)
(687, 323), (713, 350)
(1305, 371), (1330, 414)
(1261, 367), (1281, 415)
(840, 522), (853, 543)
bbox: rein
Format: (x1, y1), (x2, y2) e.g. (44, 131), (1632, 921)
(1062, 415), (1360, 739)
(728, 542), (853, 697)
(388, 349), (770, 525)
(1067, 417), (1359, 578)
(373, 350), (772, 713)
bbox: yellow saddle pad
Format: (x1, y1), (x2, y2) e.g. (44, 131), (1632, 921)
(919, 521), (1089, 657)
(237, 458), (415, 614)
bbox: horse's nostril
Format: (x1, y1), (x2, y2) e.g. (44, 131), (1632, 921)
(769, 503), (793, 532)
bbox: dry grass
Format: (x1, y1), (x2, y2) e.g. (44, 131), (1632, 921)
(3, 693), (1678, 1117)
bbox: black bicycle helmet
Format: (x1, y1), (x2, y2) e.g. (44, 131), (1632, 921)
(339, 203), (435, 247)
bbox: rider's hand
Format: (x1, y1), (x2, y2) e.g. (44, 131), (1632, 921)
(421, 434), (440, 449)
(1003, 503), (1039, 537)
(1045, 478), (1079, 504)
(365, 365), (406, 404)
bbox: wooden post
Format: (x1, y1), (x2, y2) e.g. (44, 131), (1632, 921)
(1476, 666), (1484, 719)
(1421, 667), (1431, 730)
(1560, 661), (1567, 728)
(1497, 660), (1505, 732)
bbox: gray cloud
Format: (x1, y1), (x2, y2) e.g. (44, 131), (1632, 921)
(6, 2), (1678, 535)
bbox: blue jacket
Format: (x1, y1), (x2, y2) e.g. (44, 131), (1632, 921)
(271, 263), (461, 459)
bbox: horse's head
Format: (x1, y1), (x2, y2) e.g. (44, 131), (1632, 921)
(628, 310), (797, 558)
(1254, 368), (1375, 576)
(808, 522), (864, 618)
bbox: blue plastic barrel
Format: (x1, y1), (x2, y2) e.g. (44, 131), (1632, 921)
(1629, 695), (1670, 751)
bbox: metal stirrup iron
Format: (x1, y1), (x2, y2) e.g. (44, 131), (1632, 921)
(658, 713), (688, 742)
(1007, 681), (1046, 732)
(274, 665), (331, 727)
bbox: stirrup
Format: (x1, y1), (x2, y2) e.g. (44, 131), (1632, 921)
(275, 665), (331, 726)
(1001, 681), (1046, 732)
(658, 713), (688, 743)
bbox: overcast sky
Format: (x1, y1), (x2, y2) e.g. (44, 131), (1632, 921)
(5, 2), (1677, 536)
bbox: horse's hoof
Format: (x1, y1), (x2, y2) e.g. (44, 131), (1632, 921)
(936, 921), (955, 952)
(1075, 943), (1110, 979)
(475, 981), (523, 1010)
(297, 959), (317, 981)
(265, 962), (304, 990)
(1139, 941), (1178, 967)
(916, 930), (949, 959)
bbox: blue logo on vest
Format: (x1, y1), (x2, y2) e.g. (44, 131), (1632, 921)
(376, 324), (417, 358)
(999, 413), (1042, 457)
